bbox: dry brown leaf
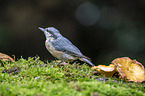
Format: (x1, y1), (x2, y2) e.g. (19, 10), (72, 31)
(0, 53), (13, 62)
(112, 57), (145, 82)
(91, 64), (116, 77)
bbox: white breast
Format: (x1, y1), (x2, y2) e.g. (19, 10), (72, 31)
(45, 40), (63, 59)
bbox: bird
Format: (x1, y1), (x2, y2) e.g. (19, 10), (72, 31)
(39, 27), (95, 66)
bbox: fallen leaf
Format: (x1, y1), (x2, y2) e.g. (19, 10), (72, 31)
(112, 57), (145, 82)
(0, 53), (13, 62)
(91, 64), (116, 77)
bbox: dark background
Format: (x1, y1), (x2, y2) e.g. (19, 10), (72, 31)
(1, 0), (145, 65)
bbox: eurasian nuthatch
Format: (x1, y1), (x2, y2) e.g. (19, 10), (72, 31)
(39, 27), (95, 66)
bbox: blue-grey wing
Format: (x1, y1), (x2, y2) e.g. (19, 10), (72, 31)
(51, 37), (85, 58)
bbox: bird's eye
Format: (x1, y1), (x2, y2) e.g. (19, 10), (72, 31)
(46, 29), (52, 33)
(46, 29), (49, 32)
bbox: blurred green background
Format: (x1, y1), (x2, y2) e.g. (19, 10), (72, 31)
(0, 0), (145, 65)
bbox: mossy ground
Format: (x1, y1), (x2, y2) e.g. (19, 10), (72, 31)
(0, 57), (144, 96)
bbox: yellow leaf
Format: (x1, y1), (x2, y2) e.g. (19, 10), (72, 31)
(91, 64), (116, 77)
(0, 53), (13, 62)
(112, 57), (145, 82)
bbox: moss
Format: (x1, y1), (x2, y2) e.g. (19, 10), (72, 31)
(0, 57), (144, 96)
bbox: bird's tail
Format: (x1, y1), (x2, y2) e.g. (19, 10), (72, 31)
(79, 58), (95, 66)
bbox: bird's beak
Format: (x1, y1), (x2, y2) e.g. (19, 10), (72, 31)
(38, 27), (45, 32)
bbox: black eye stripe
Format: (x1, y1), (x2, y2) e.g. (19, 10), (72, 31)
(45, 28), (58, 39)
(46, 29), (56, 38)
(46, 29), (53, 34)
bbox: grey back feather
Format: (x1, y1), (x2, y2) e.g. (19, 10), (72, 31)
(51, 36), (87, 58)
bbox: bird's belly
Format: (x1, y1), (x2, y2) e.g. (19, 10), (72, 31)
(45, 41), (63, 59)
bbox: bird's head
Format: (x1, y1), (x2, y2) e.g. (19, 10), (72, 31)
(39, 27), (61, 40)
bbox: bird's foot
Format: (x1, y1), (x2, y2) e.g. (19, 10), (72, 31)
(55, 60), (68, 66)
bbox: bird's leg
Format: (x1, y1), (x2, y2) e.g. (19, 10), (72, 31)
(53, 57), (64, 65)
(55, 60), (68, 66)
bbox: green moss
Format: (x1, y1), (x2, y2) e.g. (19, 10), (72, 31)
(0, 57), (144, 96)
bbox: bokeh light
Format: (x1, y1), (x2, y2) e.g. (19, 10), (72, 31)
(76, 2), (100, 26)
